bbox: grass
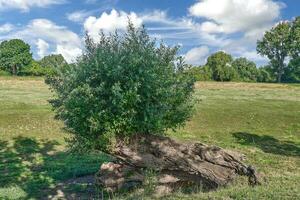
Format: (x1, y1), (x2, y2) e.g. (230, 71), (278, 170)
(0, 77), (299, 199)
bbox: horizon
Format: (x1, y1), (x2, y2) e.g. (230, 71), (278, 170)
(0, 0), (299, 66)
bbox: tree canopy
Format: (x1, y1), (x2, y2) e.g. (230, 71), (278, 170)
(232, 57), (258, 82)
(46, 23), (196, 152)
(257, 21), (293, 82)
(206, 51), (236, 81)
(39, 54), (67, 69)
(0, 39), (32, 75)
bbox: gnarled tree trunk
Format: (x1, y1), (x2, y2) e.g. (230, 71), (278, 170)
(96, 134), (261, 193)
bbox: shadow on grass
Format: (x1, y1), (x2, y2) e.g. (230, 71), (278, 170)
(232, 132), (300, 157)
(0, 136), (111, 199)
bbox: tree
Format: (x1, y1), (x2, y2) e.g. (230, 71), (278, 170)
(206, 51), (236, 81)
(20, 61), (56, 76)
(46, 23), (195, 152)
(0, 39), (32, 75)
(257, 66), (273, 83)
(290, 17), (300, 59)
(282, 17), (300, 83)
(232, 57), (259, 82)
(282, 57), (300, 83)
(39, 54), (67, 69)
(257, 22), (291, 83)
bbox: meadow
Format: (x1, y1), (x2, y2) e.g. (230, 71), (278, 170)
(0, 77), (299, 199)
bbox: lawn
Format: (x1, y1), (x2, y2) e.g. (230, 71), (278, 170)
(0, 77), (299, 199)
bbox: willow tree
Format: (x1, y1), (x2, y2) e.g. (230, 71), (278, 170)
(46, 23), (195, 152)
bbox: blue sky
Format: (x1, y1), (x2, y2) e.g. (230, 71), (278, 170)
(0, 0), (299, 65)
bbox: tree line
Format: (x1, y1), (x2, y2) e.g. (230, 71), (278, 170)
(0, 39), (68, 76)
(188, 17), (300, 83)
(0, 17), (299, 83)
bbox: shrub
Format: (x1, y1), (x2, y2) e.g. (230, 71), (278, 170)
(257, 68), (272, 82)
(46, 23), (196, 152)
(20, 61), (56, 76)
(232, 57), (259, 82)
(187, 65), (212, 81)
(0, 70), (11, 76)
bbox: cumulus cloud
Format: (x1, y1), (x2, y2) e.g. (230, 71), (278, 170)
(0, 0), (66, 12)
(67, 10), (92, 23)
(189, 0), (284, 34)
(36, 39), (49, 58)
(185, 46), (210, 65)
(8, 19), (82, 62)
(0, 23), (14, 33)
(84, 9), (143, 40)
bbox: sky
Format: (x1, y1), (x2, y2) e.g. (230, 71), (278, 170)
(0, 0), (299, 66)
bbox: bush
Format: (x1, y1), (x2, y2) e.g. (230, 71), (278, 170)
(0, 70), (11, 76)
(232, 57), (259, 82)
(46, 23), (196, 152)
(187, 65), (212, 81)
(20, 61), (56, 76)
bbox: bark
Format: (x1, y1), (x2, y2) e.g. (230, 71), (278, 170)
(12, 65), (17, 76)
(96, 134), (262, 193)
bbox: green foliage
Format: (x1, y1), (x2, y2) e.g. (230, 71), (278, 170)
(257, 20), (298, 83)
(0, 39), (33, 75)
(232, 57), (259, 82)
(290, 17), (300, 59)
(0, 70), (10, 76)
(206, 51), (236, 81)
(187, 65), (212, 81)
(46, 23), (195, 152)
(282, 57), (300, 83)
(39, 54), (67, 69)
(20, 61), (56, 76)
(257, 67), (273, 83)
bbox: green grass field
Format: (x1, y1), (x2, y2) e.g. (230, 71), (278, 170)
(0, 77), (299, 199)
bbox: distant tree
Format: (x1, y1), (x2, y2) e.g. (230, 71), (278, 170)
(257, 66), (273, 82)
(290, 17), (300, 59)
(206, 51), (236, 81)
(46, 23), (196, 152)
(187, 65), (212, 81)
(283, 17), (300, 83)
(20, 61), (56, 76)
(257, 22), (291, 82)
(39, 54), (67, 69)
(232, 57), (259, 82)
(282, 58), (300, 83)
(0, 39), (32, 75)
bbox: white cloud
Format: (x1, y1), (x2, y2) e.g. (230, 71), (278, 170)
(0, 23), (14, 33)
(189, 0), (284, 34)
(6, 19), (82, 62)
(185, 46), (210, 65)
(36, 39), (49, 58)
(54, 44), (82, 62)
(67, 10), (92, 23)
(0, 0), (66, 12)
(84, 9), (143, 40)
(238, 51), (268, 63)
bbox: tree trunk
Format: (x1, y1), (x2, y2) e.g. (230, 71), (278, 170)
(277, 57), (285, 83)
(277, 64), (283, 83)
(12, 65), (17, 76)
(96, 134), (262, 193)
